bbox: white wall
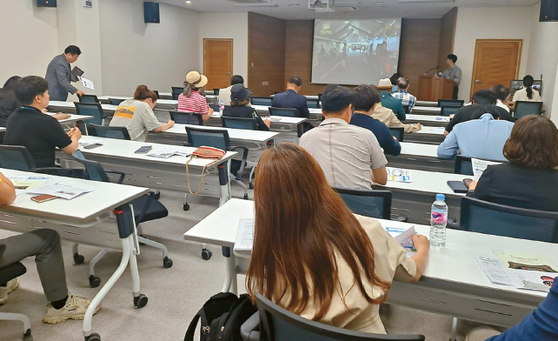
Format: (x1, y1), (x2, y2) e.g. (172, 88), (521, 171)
(198, 12), (249, 86)
(98, 0), (200, 96)
(525, 1), (558, 120)
(453, 6), (533, 101)
(0, 1), (59, 84)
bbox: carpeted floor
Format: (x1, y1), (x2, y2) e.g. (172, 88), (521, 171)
(0, 186), (490, 341)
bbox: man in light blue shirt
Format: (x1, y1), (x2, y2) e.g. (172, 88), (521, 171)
(437, 111), (514, 161)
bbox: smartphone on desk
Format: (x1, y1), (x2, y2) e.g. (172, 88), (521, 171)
(31, 194), (57, 203)
(134, 146), (152, 154)
(83, 143), (103, 150)
(447, 181), (468, 194)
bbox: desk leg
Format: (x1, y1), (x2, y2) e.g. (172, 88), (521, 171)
(218, 163), (231, 207)
(221, 246), (237, 295)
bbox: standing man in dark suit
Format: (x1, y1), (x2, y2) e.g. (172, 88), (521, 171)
(272, 76), (310, 119)
(45, 45), (84, 101)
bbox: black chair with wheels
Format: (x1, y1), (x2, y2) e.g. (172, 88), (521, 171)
(78, 94), (99, 103)
(307, 99), (320, 109)
(389, 127), (404, 142)
(513, 101), (543, 119)
(268, 107), (299, 117)
(0, 244), (32, 341)
(74, 102), (105, 129)
(333, 187), (407, 222)
(458, 197), (558, 242)
(255, 293), (425, 341)
(441, 106), (460, 117)
(437, 99), (464, 108)
(221, 116), (258, 130)
(251, 97), (273, 106)
(87, 124), (131, 140)
(0, 145), (83, 177)
(108, 98), (124, 106)
(71, 150), (172, 288)
(170, 111), (204, 126)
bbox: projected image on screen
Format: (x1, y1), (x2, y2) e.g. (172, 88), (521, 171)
(312, 19), (402, 85)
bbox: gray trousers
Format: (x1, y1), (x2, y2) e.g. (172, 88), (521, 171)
(0, 229), (68, 302)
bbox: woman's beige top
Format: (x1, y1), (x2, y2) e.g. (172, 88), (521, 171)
(513, 88), (541, 102)
(276, 214), (417, 333)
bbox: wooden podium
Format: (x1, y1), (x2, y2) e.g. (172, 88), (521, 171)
(417, 75), (454, 101)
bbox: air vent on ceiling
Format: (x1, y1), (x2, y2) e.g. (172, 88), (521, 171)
(227, 0), (268, 3)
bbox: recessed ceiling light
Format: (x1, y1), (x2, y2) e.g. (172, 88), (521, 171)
(185, 0), (192, 3)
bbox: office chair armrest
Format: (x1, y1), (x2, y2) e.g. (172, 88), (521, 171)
(35, 167), (86, 178)
(230, 146), (249, 177)
(105, 170), (126, 184)
(447, 217), (461, 230)
(182, 142), (190, 147)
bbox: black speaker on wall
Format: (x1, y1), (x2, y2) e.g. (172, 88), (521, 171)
(540, 0), (558, 22)
(37, 0), (57, 7)
(144, 2), (160, 24)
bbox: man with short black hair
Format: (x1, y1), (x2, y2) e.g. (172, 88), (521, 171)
(271, 76), (310, 119)
(442, 54), (462, 99)
(491, 84), (511, 113)
(351, 85), (401, 156)
(444, 89), (512, 135)
(300, 84), (388, 189)
(5, 76), (81, 168)
(218, 75), (245, 105)
(392, 77), (417, 111)
(45, 45), (84, 101)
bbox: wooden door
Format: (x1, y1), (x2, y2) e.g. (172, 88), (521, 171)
(203, 39), (233, 91)
(470, 40), (522, 97)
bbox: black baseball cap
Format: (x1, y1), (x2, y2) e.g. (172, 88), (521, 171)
(230, 84), (251, 101)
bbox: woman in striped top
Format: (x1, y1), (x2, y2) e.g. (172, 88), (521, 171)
(177, 71), (213, 122)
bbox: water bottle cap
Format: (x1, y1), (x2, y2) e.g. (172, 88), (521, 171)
(436, 194), (445, 201)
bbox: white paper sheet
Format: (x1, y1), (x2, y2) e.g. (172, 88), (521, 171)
(27, 183), (94, 200)
(79, 76), (95, 90)
(475, 255), (514, 285)
(234, 218), (255, 253)
(472, 158), (502, 182)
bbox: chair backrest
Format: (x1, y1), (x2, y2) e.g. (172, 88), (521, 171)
(269, 107), (298, 117)
(255, 293), (425, 341)
(108, 98), (124, 106)
(441, 106), (460, 117)
(172, 92), (181, 100)
(213, 88), (220, 95)
(307, 99), (320, 109)
(72, 150), (111, 182)
(514, 101), (543, 119)
(79, 94), (99, 103)
(333, 187), (392, 219)
(87, 123), (131, 140)
(454, 156), (473, 175)
(460, 197), (558, 243)
(209, 104), (220, 112)
(389, 127), (404, 142)
(170, 111), (204, 125)
(185, 126), (231, 151)
(0, 145), (36, 171)
(153, 90), (160, 99)
(221, 116), (258, 130)
(437, 99), (464, 107)
(74, 102), (104, 125)
(171, 86), (183, 93)
(251, 97), (273, 106)
(402, 105), (410, 114)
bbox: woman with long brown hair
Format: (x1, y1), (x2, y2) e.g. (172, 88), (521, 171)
(246, 143), (430, 333)
(468, 115), (558, 211)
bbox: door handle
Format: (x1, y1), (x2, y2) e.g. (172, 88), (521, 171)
(475, 80), (482, 83)
(226, 72), (231, 75)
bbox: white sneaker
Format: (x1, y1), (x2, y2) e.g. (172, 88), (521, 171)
(43, 293), (101, 324)
(0, 279), (19, 306)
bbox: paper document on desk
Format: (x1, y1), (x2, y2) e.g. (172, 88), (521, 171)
(79, 139), (102, 148)
(234, 218), (255, 253)
(386, 167), (413, 183)
(8, 176), (52, 196)
(494, 250), (558, 272)
(27, 183), (94, 200)
(507, 269), (557, 292)
(472, 158), (502, 182)
(146, 147), (190, 159)
(385, 225), (416, 256)
(475, 255), (514, 285)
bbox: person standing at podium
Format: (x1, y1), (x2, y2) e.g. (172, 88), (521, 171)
(442, 54), (462, 100)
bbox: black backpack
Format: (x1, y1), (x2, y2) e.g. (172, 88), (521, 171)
(185, 292), (258, 341)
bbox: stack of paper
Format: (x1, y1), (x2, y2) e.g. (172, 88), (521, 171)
(8, 176), (52, 196)
(147, 147), (190, 159)
(27, 183), (94, 200)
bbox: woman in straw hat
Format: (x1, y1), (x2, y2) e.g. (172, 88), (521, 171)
(177, 71), (213, 122)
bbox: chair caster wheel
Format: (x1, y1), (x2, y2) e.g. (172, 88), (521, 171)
(73, 253), (85, 265)
(243, 193), (249, 200)
(249, 183), (254, 189)
(163, 257), (173, 268)
(201, 249), (212, 260)
(183, 203), (190, 211)
(23, 329), (33, 341)
(85, 332), (101, 341)
(134, 294), (148, 309)
(89, 275), (101, 288)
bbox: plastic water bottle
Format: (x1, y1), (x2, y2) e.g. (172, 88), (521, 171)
(429, 194), (448, 247)
(219, 100), (225, 117)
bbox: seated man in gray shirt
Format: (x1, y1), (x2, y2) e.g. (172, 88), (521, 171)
(300, 84), (388, 189)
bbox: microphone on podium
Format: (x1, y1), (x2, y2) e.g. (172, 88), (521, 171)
(424, 66), (439, 75)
